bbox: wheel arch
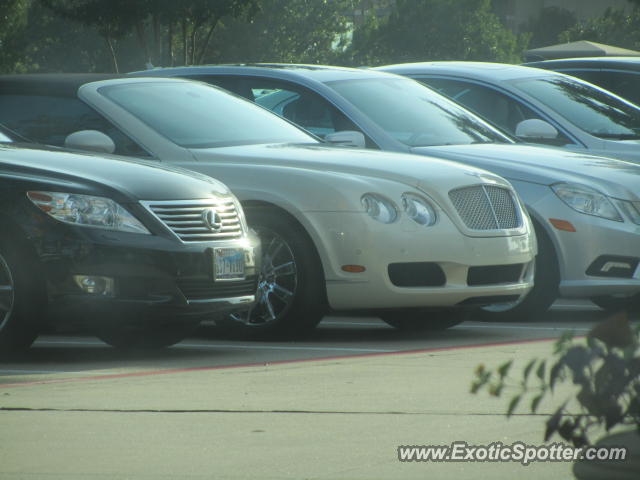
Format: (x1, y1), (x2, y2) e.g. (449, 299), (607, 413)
(0, 213), (47, 301)
(240, 199), (329, 307)
(525, 207), (562, 278)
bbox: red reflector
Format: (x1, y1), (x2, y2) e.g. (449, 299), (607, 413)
(549, 218), (576, 232)
(341, 265), (366, 273)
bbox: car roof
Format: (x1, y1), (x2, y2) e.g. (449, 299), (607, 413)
(0, 73), (125, 96)
(139, 63), (395, 84)
(524, 56), (640, 70)
(376, 61), (564, 82)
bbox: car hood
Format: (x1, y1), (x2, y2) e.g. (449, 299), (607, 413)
(413, 143), (640, 200)
(190, 143), (511, 193)
(0, 144), (230, 202)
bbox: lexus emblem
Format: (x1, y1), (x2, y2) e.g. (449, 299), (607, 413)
(202, 208), (223, 232)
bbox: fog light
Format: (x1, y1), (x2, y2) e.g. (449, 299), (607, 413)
(73, 275), (115, 296)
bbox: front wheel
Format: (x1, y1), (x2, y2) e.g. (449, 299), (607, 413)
(380, 308), (468, 331)
(0, 236), (44, 356)
(216, 208), (326, 337)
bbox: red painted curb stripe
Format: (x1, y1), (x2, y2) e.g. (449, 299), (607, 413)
(0, 336), (560, 389)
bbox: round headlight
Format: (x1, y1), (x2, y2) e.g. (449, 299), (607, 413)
(402, 193), (437, 226)
(361, 193), (398, 224)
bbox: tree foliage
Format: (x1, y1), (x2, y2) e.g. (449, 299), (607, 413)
(521, 6), (577, 49)
(343, 0), (529, 66)
(559, 6), (640, 52)
(0, 0), (30, 72)
(209, 0), (355, 64)
(38, 0), (259, 71)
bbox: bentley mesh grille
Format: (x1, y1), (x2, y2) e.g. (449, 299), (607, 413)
(144, 199), (243, 242)
(448, 185), (520, 230)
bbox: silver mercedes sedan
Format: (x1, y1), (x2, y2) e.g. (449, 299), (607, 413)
(377, 62), (640, 163)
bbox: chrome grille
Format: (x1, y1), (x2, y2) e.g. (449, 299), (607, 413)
(449, 185), (520, 230)
(143, 199), (243, 242)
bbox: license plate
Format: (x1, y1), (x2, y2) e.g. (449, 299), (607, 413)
(214, 247), (245, 281)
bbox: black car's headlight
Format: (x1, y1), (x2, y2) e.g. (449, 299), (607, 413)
(27, 191), (150, 234)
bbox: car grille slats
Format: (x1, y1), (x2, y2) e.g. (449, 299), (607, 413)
(144, 199), (243, 242)
(448, 185), (521, 230)
(178, 277), (257, 301)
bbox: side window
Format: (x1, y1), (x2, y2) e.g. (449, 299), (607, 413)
(417, 77), (573, 145)
(186, 75), (366, 141)
(0, 94), (151, 157)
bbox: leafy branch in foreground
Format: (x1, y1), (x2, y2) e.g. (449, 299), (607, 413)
(471, 312), (640, 448)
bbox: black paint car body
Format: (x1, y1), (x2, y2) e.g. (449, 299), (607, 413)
(0, 143), (258, 351)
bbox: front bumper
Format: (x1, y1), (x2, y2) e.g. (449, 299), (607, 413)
(29, 223), (259, 328)
(303, 211), (536, 310)
(540, 204), (640, 298)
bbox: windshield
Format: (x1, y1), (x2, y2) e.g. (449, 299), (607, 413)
(99, 81), (316, 148)
(510, 76), (640, 140)
(326, 77), (512, 147)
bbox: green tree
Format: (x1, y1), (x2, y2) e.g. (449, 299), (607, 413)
(559, 6), (640, 51)
(0, 0), (31, 72)
(39, 0), (258, 71)
(521, 6), (577, 49)
(209, 0), (355, 64)
(343, 0), (529, 66)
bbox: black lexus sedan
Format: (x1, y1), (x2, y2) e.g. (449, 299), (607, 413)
(0, 143), (259, 352)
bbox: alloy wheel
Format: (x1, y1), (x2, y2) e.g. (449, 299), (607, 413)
(0, 254), (15, 330)
(232, 227), (298, 326)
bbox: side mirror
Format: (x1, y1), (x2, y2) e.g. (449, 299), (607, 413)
(65, 130), (116, 154)
(324, 130), (366, 148)
(515, 119), (558, 140)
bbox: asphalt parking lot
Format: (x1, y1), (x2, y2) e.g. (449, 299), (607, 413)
(1, 301), (624, 479)
(0, 301), (606, 381)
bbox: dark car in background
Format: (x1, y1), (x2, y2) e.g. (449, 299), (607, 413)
(524, 57), (640, 106)
(0, 143), (259, 352)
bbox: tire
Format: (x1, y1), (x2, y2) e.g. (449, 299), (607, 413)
(590, 293), (640, 314)
(96, 321), (200, 349)
(0, 236), (44, 355)
(380, 308), (468, 331)
(477, 221), (559, 322)
(216, 208), (326, 337)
